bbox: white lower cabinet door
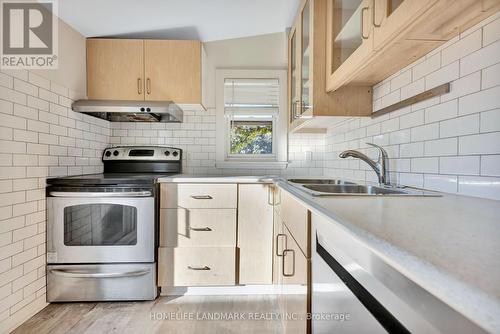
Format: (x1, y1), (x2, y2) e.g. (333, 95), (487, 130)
(158, 246), (236, 286)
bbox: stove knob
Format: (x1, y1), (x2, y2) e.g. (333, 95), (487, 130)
(105, 151), (111, 157)
(172, 151), (179, 157)
(113, 150), (119, 156)
(165, 151), (170, 156)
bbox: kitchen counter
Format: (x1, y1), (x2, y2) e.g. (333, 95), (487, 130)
(156, 174), (500, 332)
(277, 180), (500, 334)
(157, 174), (275, 183)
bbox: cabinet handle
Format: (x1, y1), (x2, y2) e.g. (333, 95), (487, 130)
(190, 195), (213, 200)
(294, 101), (301, 119)
(146, 78), (151, 94)
(187, 265), (210, 271)
(361, 6), (370, 39)
(137, 78), (142, 94)
(190, 227), (212, 232)
(276, 233), (287, 257)
(282, 249), (295, 277)
(372, 0), (381, 27)
(268, 186), (274, 205)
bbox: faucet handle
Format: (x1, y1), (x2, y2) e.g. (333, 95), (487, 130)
(365, 142), (388, 159)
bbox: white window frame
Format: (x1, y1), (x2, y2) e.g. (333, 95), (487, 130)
(215, 69), (288, 169)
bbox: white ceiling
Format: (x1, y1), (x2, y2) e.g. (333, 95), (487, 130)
(57, 0), (301, 42)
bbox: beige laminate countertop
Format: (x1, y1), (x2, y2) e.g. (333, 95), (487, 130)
(157, 175), (500, 332)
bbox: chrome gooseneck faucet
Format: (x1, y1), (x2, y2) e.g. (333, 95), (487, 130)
(339, 143), (389, 186)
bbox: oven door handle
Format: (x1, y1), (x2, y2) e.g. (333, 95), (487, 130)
(49, 268), (151, 278)
(48, 191), (152, 198)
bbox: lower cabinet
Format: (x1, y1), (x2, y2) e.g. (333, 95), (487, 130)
(158, 182), (274, 289)
(273, 186), (311, 334)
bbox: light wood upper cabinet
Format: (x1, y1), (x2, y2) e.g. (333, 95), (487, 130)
(326, 0), (375, 93)
(326, 0), (500, 92)
(372, 0), (437, 50)
(86, 38), (205, 106)
(87, 39), (144, 100)
(144, 40), (202, 103)
(288, 0), (373, 133)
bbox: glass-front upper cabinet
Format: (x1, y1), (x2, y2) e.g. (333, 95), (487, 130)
(325, 0), (374, 92)
(372, 0), (437, 50)
(300, 0), (312, 117)
(289, 26), (299, 124)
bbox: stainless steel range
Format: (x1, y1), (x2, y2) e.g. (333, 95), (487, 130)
(46, 146), (181, 302)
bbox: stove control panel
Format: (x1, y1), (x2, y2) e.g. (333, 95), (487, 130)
(102, 146), (182, 161)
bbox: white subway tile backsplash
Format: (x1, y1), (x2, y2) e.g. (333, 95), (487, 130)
(411, 123), (439, 142)
(413, 53), (441, 80)
(442, 29), (482, 65)
(400, 110), (424, 129)
(380, 90), (401, 108)
(460, 39), (500, 76)
(441, 71), (481, 102)
(481, 62), (500, 89)
(424, 174), (458, 193)
(13, 80), (37, 97)
(458, 85), (500, 115)
(391, 70), (412, 90)
(425, 61), (459, 89)
(480, 108), (500, 133)
(483, 16), (500, 46)
(400, 78), (425, 100)
(459, 132), (500, 155)
(440, 156), (480, 175)
(411, 157), (439, 173)
(439, 114), (479, 138)
(481, 155), (500, 176)
(424, 138), (458, 156)
(425, 100), (458, 123)
(400, 142), (424, 158)
(458, 176), (500, 200)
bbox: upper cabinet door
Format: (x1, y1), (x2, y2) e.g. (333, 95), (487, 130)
(373, 0), (438, 50)
(325, 0), (375, 92)
(299, 0), (312, 117)
(144, 40), (201, 103)
(86, 39), (145, 100)
(288, 26), (299, 124)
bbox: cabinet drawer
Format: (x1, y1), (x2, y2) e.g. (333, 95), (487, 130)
(281, 191), (309, 257)
(159, 208), (236, 247)
(158, 247), (235, 286)
(160, 183), (237, 209)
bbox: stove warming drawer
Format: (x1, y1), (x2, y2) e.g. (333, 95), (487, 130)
(47, 263), (157, 301)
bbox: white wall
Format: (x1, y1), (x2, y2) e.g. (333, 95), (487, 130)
(324, 12), (500, 200)
(0, 17), (107, 333)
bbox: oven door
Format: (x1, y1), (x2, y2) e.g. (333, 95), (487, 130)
(47, 191), (154, 263)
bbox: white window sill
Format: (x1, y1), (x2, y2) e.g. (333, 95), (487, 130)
(215, 161), (288, 170)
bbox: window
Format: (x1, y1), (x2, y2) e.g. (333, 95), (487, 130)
(216, 70), (287, 169)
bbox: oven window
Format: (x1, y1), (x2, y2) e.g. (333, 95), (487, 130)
(63, 204), (137, 246)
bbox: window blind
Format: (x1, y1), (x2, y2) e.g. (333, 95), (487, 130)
(224, 78), (279, 115)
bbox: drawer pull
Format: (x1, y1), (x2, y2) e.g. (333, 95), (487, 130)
(282, 249), (295, 277)
(190, 227), (212, 232)
(187, 265), (211, 271)
(190, 195), (213, 200)
(276, 233), (287, 257)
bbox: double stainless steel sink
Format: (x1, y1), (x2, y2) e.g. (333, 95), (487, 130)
(287, 179), (440, 197)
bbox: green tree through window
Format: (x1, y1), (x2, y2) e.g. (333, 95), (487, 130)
(230, 120), (272, 154)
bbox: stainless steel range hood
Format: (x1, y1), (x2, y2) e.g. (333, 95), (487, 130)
(72, 100), (183, 123)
